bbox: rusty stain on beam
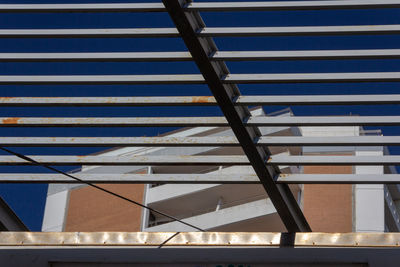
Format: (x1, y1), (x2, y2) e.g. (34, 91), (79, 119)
(2, 116), (400, 127)
(0, 117), (228, 127)
(0, 96), (217, 106)
(2, 95), (400, 107)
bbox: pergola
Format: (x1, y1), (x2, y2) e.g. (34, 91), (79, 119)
(1, 1), (400, 265)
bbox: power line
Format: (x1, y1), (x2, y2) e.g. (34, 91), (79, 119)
(0, 146), (205, 232)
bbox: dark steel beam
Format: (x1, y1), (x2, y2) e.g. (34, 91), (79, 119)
(163, 0), (310, 232)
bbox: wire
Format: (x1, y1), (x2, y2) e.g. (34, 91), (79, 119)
(158, 231), (181, 249)
(0, 147), (205, 232)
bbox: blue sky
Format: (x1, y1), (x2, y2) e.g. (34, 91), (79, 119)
(0, 0), (399, 230)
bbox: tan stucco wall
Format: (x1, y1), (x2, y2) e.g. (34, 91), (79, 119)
(65, 183), (145, 231)
(303, 165), (353, 232)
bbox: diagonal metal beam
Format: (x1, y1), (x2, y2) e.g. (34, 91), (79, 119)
(163, 0), (310, 232)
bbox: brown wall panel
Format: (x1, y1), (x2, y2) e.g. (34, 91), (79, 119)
(65, 183), (145, 232)
(303, 165), (353, 232)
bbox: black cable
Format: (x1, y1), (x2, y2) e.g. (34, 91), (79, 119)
(0, 147), (205, 232)
(158, 231), (181, 249)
